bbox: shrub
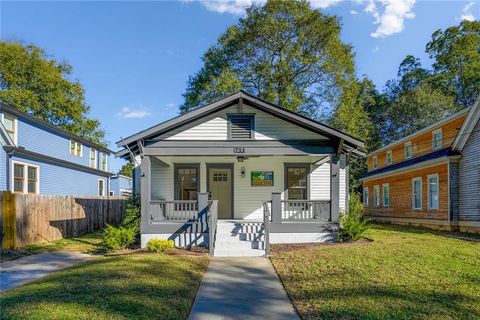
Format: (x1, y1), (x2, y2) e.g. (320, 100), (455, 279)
(102, 224), (136, 251)
(121, 192), (141, 236)
(146, 239), (175, 253)
(338, 193), (370, 242)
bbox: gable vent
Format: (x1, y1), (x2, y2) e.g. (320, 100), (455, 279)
(228, 115), (254, 140)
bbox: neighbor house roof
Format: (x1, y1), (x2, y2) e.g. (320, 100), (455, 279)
(116, 91), (365, 158)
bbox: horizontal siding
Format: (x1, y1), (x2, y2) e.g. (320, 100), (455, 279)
(160, 103), (325, 141)
(0, 147), (6, 190)
(149, 155), (344, 220)
(11, 155), (107, 196)
(459, 119), (480, 221)
(340, 166), (346, 211)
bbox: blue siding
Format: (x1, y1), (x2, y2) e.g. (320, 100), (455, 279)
(110, 175), (132, 195)
(0, 147), (6, 190)
(11, 155), (108, 196)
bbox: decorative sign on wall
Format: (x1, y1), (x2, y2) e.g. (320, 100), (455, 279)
(251, 171), (274, 186)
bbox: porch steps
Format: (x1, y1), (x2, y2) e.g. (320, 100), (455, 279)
(214, 221), (266, 257)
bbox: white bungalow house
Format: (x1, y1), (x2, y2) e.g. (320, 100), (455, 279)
(116, 91), (365, 256)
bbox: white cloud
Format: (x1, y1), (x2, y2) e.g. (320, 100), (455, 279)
(117, 106), (151, 119)
(309, 0), (342, 9)
(460, 2), (476, 21)
(350, 9), (359, 15)
(363, 0), (416, 38)
(165, 103), (176, 108)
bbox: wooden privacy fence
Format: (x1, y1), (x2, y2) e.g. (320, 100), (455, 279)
(1, 191), (126, 249)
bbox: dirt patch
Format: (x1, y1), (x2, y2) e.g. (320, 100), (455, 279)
(270, 238), (373, 254)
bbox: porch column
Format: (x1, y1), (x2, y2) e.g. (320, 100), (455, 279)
(330, 155), (340, 223)
(271, 192), (282, 224)
(140, 155), (151, 228)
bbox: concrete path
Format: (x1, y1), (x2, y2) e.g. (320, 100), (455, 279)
(189, 257), (299, 320)
(0, 251), (92, 292)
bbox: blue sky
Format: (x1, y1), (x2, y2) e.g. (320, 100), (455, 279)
(1, 0), (478, 171)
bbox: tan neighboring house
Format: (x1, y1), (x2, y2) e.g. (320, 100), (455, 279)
(362, 97), (480, 233)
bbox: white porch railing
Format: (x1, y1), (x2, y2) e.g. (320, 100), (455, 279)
(280, 200), (331, 221)
(149, 200), (198, 222)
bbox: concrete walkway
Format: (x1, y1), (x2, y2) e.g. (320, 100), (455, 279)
(0, 251), (92, 292)
(189, 257), (299, 320)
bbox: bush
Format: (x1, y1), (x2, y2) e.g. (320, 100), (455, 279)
(146, 239), (175, 253)
(338, 193), (370, 242)
(102, 224), (136, 251)
(121, 192), (141, 236)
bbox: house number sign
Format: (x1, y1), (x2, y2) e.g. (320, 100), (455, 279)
(233, 147), (245, 154)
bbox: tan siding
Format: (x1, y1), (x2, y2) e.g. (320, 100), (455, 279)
(363, 163), (449, 220)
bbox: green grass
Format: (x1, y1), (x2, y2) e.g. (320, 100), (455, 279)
(271, 224), (480, 320)
(1, 232), (104, 262)
(0, 253), (209, 320)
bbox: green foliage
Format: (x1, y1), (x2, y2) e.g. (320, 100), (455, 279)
(181, 0), (356, 117)
(146, 239), (175, 253)
(102, 225), (136, 251)
(338, 193), (369, 242)
(0, 41), (105, 144)
(121, 192), (141, 236)
(118, 162), (134, 178)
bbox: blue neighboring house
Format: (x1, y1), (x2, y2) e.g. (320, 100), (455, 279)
(109, 175), (133, 197)
(0, 101), (113, 196)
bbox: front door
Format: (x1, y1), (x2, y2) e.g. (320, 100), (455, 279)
(208, 166), (233, 219)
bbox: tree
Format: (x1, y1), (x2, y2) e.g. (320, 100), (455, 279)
(181, 0), (357, 120)
(118, 162), (134, 178)
(0, 41), (105, 143)
(426, 20), (480, 109)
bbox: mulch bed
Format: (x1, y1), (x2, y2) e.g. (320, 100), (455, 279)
(270, 238), (373, 254)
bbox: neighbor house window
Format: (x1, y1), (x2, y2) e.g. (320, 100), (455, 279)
(372, 156), (378, 169)
(382, 184), (390, 208)
(90, 148), (97, 168)
(98, 179), (105, 196)
(428, 174), (439, 210)
(386, 150), (392, 165)
(285, 165), (309, 200)
(2, 114), (16, 143)
(373, 185), (380, 208)
(70, 140), (82, 157)
(100, 153), (108, 171)
(13, 162), (39, 194)
(404, 142), (413, 159)
(363, 187), (369, 207)
(175, 164), (199, 200)
(227, 115), (254, 140)
(412, 177), (422, 209)
(432, 129), (442, 150)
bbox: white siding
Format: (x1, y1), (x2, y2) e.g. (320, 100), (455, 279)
(160, 103), (325, 141)
(148, 155), (347, 220)
(340, 167), (347, 212)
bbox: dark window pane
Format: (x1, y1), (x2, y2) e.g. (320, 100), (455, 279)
(287, 167), (307, 200)
(28, 181), (36, 193)
(14, 164), (24, 178)
(177, 168), (198, 200)
(14, 179), (23, 192)
(28, 167), (37, 180)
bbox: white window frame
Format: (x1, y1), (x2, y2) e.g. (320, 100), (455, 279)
(70, 140), (83, 157)
(404, 141), (413, 159)
(98, 179), (105, 196)
(386, 150), (393, 165)
(363, 187), (369, 208)
(382, 183), (390, 208)
(2, 113), (17, 144)
(90, 148), (97, 169)
(100, 153), (108, 171)
(432, 129), (442, 150)
(372, 156), (378, 169)
(412, 177), (422, 210)
(12, 161), (40, 195)
(373, 185), (380, 208)
(427, 174), (439, 210)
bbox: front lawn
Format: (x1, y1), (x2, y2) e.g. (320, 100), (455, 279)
(1, 253), (208, 320)
(271, 224), (480, 320)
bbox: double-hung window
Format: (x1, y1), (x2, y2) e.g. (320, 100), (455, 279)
(432, 129), (442, 150)
(13, 162), (39, 194)
(90, 148), (97, 168)
(412, 177), (422, 209)
(372, 156), (378, 169)
(404, 142), (413, 159)
(428, 174), (439, 210)
(70, 140), (82, 157)
(175, 164), (199, 200)
(373, 185), (380, 208)
(386, 150), (392, 165)
(3, 114), (16, 143)
(100, 153), (108, 171)
(98, 179), (105, 196)
(382, 184), (390, 208)
(363, 187), (369, 207)
(285, 165), (309, 200)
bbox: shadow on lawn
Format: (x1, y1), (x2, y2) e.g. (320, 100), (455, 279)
(0, 255), (207, 320)
(297, 285), (480, 320)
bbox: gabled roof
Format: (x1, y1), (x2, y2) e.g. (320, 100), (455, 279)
(0, 101), (113, 154)
(116, 91), (365, 156)
(452, 96), (480, 151)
